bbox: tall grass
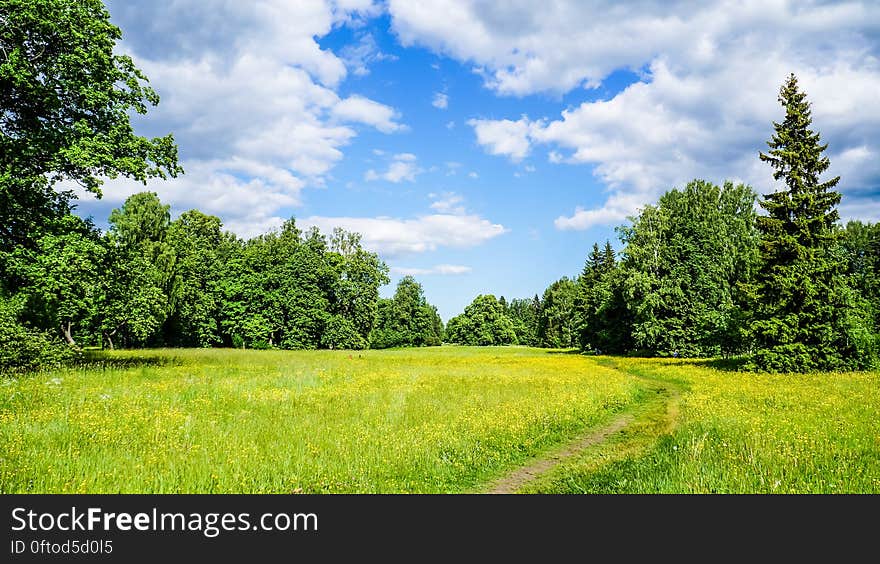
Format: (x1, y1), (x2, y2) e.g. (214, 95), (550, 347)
(5, 349), (877, 493)
(524, 357), (880, 493)
(1, 347), (638, 493)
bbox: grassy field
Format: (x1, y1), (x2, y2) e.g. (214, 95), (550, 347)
(0, 347), (638, 493)
(2, 347), (878, 493)
(523, 357), (880, 493)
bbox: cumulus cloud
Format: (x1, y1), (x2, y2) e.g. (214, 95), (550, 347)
(423, 1), (880, 228)
(428, 192), (466, 214)
(95, 0), (403, 235)
(300, 213), (507, 257)
(333, 95), (405, 133)
(391, 264), (472, 275)
(554, 192), (648, 231)
(71, 159), (302, 239)
(365, 153), (423, 182)
(388, 1), (880, 96)
(467, 117), (536, 161)
(544, 58), (880, 229)
(432, 92), (449, 109)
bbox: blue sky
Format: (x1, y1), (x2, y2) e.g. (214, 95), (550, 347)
(77, 1), (880, 321)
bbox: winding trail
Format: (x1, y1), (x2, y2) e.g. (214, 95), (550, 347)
(484, 363), (682, 494)
(485, 412), (635, 494)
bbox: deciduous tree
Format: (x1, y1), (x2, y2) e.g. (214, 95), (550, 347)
(0, 0), (180, 256)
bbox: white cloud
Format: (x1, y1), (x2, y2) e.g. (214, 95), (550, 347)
(365, 152), (423, 182)
(300, 213), (507, 257)
(429, 192), (465, 214)
(554, 192), (646, 231)
(840, 196), (880, 224)
(432, 92), (449, 109)
(333, 95), (405, 133)
(426, 1), (880, 228)
(388, 1), (880, 96)
(96, 0), (404, 236)
(467, 117), (536, 161)
(339, 32), (397, 76)
(71, 159), (302, 239)
(391, 264), (472, 276)
(545, 58), (880, 229)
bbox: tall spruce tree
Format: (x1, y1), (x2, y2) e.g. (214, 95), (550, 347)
(749, 73), (874, 372)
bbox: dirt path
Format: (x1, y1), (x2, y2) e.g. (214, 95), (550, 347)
(484, 362), (683, 494)
(484, 412), (635, 494)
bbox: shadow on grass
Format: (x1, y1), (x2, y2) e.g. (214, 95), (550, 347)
(74, 350), (180, 370)
(547, 347), (751, 373)
(689, 357), (750, 372)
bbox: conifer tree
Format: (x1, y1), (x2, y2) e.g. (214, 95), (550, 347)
(750, 73), (874, 372)
(602, 241), (616, 272)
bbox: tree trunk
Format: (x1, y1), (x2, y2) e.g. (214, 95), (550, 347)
(61, 321), (77, 347)
(104, 331), (115, 350)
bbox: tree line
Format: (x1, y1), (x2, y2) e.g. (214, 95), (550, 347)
(444, 75), (879, 372)
(0, 0), (444, 371)
(1, 1), (877, 373)
(1, 189), (450, 369)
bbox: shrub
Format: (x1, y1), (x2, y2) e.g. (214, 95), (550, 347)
(0, 296), (77, 373)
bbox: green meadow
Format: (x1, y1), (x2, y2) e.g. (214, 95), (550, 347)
(2, 347), (878, 494)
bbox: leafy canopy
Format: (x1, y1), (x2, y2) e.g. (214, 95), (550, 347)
(0, 0), (181, 256)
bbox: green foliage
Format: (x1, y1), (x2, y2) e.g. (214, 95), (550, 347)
(107, 192), (172, 250)
(321, 315), (367, 350)
(0, 0), (180, 365)
(842, 221), (880, 337)
(216, 219), (388, 351)
(0, 176), (71, 277)
(325, 228), (390, 343)
(370, 276), (443, 348)
(7, 214), (104, 347)
(97, 193), (173, 349)
(164, 210), (224, 347)
(506, 296), (541, 346)
(0, 294), (76, 373)
(618, 180), (759, 357)
(537, 277), (578, 348)
(0, 0), (180, 256)
(445, 294), (517, 346)
(575, 242), (633, 354)
(748, 74), (876, 372)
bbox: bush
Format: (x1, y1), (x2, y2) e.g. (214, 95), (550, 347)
(0, 296), (77, 373)
(321, 316), (367, 350)
(230, 333), (245, 349)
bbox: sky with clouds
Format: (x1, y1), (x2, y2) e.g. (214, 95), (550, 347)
(76, 0), (880, 321)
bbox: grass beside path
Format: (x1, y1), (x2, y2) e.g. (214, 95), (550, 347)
(1, 347), (641, 494)
(520, 357), (880, 493)
(3, 347), (878, 494)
